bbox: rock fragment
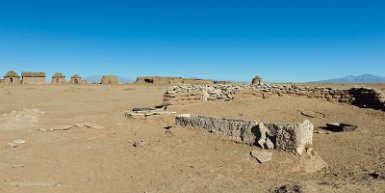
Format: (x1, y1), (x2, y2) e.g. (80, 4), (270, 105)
(84, 123), (104, 129)
(39, 125), (72, 132)
(250, 149), (273, 163)
(133, 140), (145, 147)
(6, 142), (18, 148)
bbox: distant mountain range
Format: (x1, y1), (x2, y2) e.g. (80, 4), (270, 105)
(311, 74), (385, 83)
(83, 75), (135, 83)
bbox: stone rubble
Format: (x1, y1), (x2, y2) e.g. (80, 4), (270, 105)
(163, 84), (385, 111)
(5, 139), (26, 149)
(39, 123), (104, 132)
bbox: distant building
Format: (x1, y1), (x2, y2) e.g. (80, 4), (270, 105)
(70, 74), (81, 84)
(101, 75), (119, 84)
(21, 72), (46, 85)
(252, 75), (262, 85)
(3, 70), (21, 85)
(51, 72), (65, 84)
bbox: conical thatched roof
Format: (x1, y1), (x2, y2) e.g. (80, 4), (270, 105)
(253, 75), (262, 79)
(71, 74), (81, 78)
(4, 70), (20, 78)
(21, 72), (46, 77)
(52, 72), (65, 78)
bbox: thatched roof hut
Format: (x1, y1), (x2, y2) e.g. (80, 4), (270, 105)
(22, 72), (46, 77)
(21, 72), (46, 85)
(101, 75), (119, 84)
(71, 74), (81, 78)
(252, 75), (262, 85)
(2, 70), (21, 85)
(51, 72), (65, 84)
(4, 70), (20, 78)
(70, 74), (81, 84)
(52, 72), (65, 78)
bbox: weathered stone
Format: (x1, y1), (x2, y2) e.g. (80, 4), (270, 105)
(39, 125), (72, 132)
(13, 139), (26, 144)
(133, 140), (145, 147)
(84, 123), (104, 129)
(6, 142), (18, 148)
(257, 122), (276, 149)
(250, 149), (273, 163)
(269, 120), (314, 155)
(176, 114), (258, 144)
(272, 183), (303, 193)
(176, 114), (314, 155)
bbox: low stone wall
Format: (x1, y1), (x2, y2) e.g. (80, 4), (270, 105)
(136, 76), (214, 85)
(163, 92), (204, 106)
(163, 84), (385, 111)
(175, 114), (314, 155)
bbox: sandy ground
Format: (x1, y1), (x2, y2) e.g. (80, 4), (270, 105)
(0, 84), (384, 193)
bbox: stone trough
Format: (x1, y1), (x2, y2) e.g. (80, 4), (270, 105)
(175, 114), (314, 155)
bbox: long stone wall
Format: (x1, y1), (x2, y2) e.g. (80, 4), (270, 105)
(136, 76), (214, 85)
(163, 84), (385, 111)
(175, 114), (314, 155)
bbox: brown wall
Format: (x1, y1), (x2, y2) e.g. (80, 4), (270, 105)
(101, 76), (118, 84)
(70, 78), (81, 84)
(2, 77), (21, 85)
(51, 77), (65, 84)
(22, 77), (46, 85)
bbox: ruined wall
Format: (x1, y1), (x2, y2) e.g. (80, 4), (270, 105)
(70, 77), (82, 84)
(182, 78), (214, 85)
(2, 77), (21, 85)
(51, 77), (65, 84)
(163, 84), (385, 111)
(163, 92), (204, 106)
(22, 77), (46, 85)
(136, 76), (214, 85)
(101, 75), (119, 84)
(136, 76), (183, 84)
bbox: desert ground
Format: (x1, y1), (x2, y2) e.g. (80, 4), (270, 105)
(0, 84), (385, 193)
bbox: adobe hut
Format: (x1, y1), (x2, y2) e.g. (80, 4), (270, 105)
(21, 72), (46, 85)
(51, 72), (65, 84)
(70, 74), (81, 84)
(251, 75), (262, 85)
(3, 70), (21, 85)
(101, 75), (119, 84)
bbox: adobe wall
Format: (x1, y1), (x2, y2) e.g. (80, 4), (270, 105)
(163, 84), (385, 111)
(22, 77), (46, 85)
(2, 77), (21, 85)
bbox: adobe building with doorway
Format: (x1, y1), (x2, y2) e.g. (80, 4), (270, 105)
(51, 72), (65, 84)
(70, 74), (81, 84)
(252, 75), (262, 85)
(21, 72), (46, 85)
(101, 75), (119, 84)
(3, 70), (21, 85)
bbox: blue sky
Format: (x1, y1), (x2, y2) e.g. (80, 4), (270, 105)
(0, 0), (384, 82)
